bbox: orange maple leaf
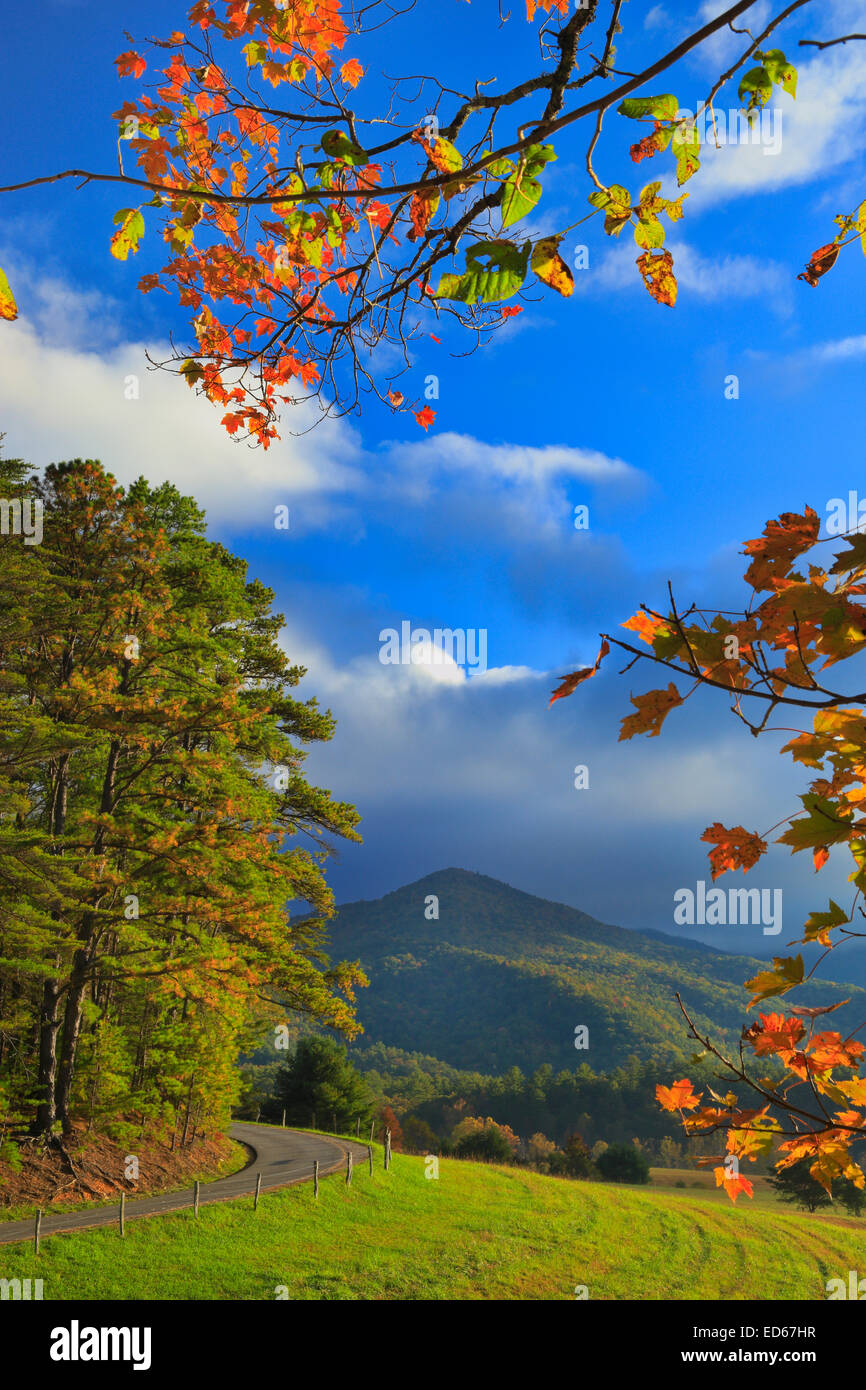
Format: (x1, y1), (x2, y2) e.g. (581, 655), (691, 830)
(618, 682), (683, 740)
(701, 823), (768, 878)
(742, 507), (819, 592)
(340, 59), (364, 88)
(656, 1079), (701, 1112)
(526, 0), (568, 20)
(622, 610), (664, 645)
(714, 1167), (755, 1203)
(116, 51), (146, 80)
(414, 406), (435, 431)
(744, 1013), (805, 1057)
(408, 188), (440, 243)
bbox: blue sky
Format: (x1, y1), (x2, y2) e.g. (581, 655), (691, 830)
(2, 0), (866, 971)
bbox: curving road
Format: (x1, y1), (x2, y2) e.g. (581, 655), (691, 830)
(0, 1124), (370, 1247)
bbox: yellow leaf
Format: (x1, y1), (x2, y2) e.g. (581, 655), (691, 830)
(530, 238), (574, 297)
(636, 249), (677, 306)
(0, 265), (18, 321)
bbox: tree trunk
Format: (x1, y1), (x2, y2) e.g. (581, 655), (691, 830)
(32, 977), (61, 1136)
(55, 737), (123, 1136)
(54, 946), (92, 1136)
(32, 750), (71, 1139)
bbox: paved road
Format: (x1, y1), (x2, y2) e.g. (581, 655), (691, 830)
(0, 1124), (370, 1247)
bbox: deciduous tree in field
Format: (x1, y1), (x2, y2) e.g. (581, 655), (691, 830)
(555, 510), (866, 1204)
(0, 1), (860, 440)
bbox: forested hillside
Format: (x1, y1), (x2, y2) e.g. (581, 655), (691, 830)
(326, 868), (866, 1073)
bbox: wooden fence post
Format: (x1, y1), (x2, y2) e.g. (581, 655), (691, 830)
(120, 1191), (126, 1237)
(34, 1209), (42, 1256)
(313, 1159), (319, 1198)
(194, 1180), (200, 1219)
(254, 1172), (262, 1210)
(346, 1150), (353, 1186)
(385, 1127), (391, 1171)
(368, 1144), (373, 1177)
(369, 1121), (374, 1143)
(281, 1109), (286, 1127)
(356, 1115), (360, 1138)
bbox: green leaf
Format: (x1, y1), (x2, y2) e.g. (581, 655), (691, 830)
(738, 65), (773, 114)
(110, 208), (145, 260)
(319, 130), (368, 166)
(243, 40), (269, 68)
(776, 794), (853, 853)
(304, 236), (324, 269)
(588, 184), (632, 237)
(436, 239), (530, 304)
(745, 954), (804, 1008)
(672, 124), (701, 185)
(618, 94), (679, 121)
(634, 216), (665, 250)
(499, 144), (556, 228)
(324, 205), (344, 249)
(803, 899), (849, 943)
(761, 49), (797, 98)
(484, 153), (515, 180)
(179, 359), (205, 388)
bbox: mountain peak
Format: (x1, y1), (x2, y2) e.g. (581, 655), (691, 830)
(328, 869), (866, 1075)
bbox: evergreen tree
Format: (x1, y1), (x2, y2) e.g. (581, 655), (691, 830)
(596, 1143), (651, 1185)
(0, 457), (362, 1149)
(270, 1037), (375, 1131)
(767, 1161), (833, 1214)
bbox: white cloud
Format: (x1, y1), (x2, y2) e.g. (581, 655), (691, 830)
(0, 313), (364, 531)
(746, 333), (866, 374)
(691, 39), (866, 202)
(385, 431), (641, 489)
(644, 5), (670, 31)
(694, 0), (771, 70)
(809, 335), (866, 362)
(584, 237), (793, 314)
(0, 269), (647, 538)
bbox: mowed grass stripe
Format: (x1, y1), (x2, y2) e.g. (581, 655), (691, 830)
(0, 1150), (860, 1301)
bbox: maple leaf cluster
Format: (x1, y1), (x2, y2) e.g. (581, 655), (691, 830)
(554, 505), (866, 1201)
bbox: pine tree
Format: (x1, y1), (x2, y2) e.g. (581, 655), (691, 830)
(0, 457), (363, 1150)
(270, 1037), (375, 1130)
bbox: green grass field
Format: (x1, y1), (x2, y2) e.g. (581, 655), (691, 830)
(0, 1145), (862, 1300)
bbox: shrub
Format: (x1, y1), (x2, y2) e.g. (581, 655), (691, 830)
(596, 1143), (651, 1185)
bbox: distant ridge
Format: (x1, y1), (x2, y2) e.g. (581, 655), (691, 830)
(327, 867), (866, 1073)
